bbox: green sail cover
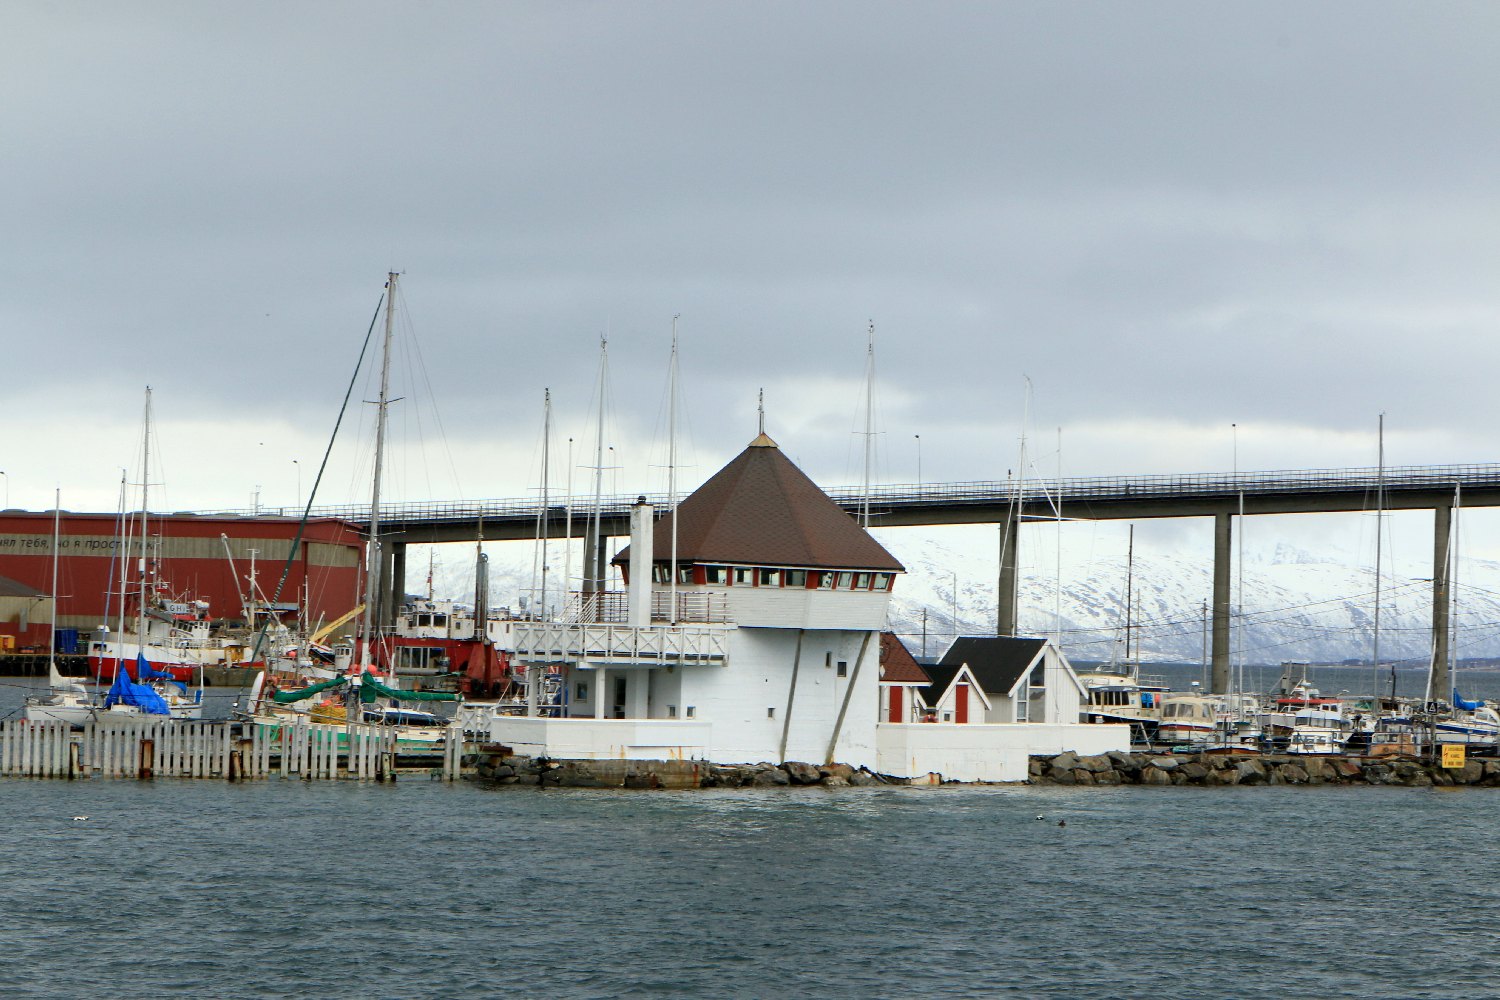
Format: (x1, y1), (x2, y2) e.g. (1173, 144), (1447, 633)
(359, 670), (459, 704)
(271, 675), (350, 704)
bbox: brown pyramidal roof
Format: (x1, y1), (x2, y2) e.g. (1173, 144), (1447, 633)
(613, 433), (904, 572)
(879, 632), (929, 683)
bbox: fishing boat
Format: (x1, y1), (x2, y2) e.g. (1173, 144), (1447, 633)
(1157, 694), (1218, 744)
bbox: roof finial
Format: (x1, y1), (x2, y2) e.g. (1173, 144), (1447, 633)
(758, 388), (765, 435)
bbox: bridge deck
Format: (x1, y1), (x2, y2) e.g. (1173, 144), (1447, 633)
(201, 462), (1500, 542)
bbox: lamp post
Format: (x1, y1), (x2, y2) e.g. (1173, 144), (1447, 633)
(914, 435), (921, 494)
(0, 470), (7, 508)
(293, 459), (301, 506)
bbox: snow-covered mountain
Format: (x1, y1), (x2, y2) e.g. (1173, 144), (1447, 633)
(409, 523), (1500, 665)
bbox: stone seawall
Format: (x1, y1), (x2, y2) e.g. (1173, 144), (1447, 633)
(472, 746), (893, 789)
(1031, 750), (1500, 788)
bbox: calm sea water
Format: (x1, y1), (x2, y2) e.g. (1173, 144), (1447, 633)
(3, 779), (1497, 999)
(4, 677), (1498, 998)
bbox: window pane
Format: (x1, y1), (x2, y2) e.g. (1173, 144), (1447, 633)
(786, 569), (807, 587)
(761, 569), (781, 587)
(837, 572), (854, 589)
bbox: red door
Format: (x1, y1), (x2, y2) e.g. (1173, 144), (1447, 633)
(955, 684), (969, 724)
(889, 686), (903, 723)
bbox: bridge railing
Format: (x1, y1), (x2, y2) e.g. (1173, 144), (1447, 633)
(195, 462), (1500, 524)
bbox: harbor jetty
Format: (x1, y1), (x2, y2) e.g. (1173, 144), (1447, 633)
(0, 718), (465, 782)
(474, 747), (893, 789)
(1029, 750), (1498, 787)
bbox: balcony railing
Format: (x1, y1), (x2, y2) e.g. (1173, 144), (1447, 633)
(562, 590), (732, 625)
(514, 621), (730, 667)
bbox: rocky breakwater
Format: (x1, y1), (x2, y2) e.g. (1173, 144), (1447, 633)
(472, 746), (891, 790)
(1031, 750), (1500, 788)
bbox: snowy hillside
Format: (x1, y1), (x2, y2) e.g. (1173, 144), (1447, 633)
(409, 522), (1500, 665)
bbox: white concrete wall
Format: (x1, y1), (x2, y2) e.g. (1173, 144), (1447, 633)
(490, 716), (712, 760)
(715, 586), (891, 631)
(677, 625), (881, 768)
(876, 722), (1131, 783)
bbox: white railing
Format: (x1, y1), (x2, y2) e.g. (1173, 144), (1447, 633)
(513, 621), (731, 666)
(560, 590), (733, 625)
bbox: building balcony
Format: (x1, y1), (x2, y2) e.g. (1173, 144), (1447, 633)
(513, 620), (732, 668)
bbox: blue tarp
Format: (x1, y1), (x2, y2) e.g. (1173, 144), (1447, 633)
(1455, 689), (1484, 711)
(136, 659), (178, 682)
(104, 654), (171, 715)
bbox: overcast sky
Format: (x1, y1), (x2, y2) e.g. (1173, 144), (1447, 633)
(3, 2), (1498, 527)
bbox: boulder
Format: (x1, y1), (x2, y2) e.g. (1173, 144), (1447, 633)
(1361, 763), (1392, 785)
(1432, 767), (1455, 786)
(849, 769), (881, 787)
(1050, 751), (1081, 773)
(1235, 759), (1267, 785)
(1049, 767), (1077, 785)
(1300, 758), (1331, 781)
(1333, 759), (1363, 779)
(819, 763), (856, 781)
(1071, 769), (1096, 785)
(1178, 762), (1209, 782)
(1076, 754), (1113, 773)
(1093, 769), (1121, 785)
(1107, 751), (1138, 772)
(1147, 756), (1179, 771)
(1140, 765), (1172, 785)
(1279, 763), (1309, 785)
(1028, 760), (1047, 778)
(782, 761), (824, 785)
(1459, 761), (1485, 785)
(821, 776), (851, 788)
(751, 767), (791, 786)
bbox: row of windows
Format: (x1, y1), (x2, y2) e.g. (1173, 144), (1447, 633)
(650, 564), (895, 592)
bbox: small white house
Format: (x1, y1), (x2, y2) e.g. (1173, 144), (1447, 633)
(929, 636), (1088, 725)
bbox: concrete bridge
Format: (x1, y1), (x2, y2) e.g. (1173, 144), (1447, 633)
(210, 461), (1500, 699)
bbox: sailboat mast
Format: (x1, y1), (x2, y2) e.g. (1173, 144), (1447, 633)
(861, 322), (874, 529)
(668, 316), (680, 625)
(48, 489), (60, 676)
(1373, 413), (1385, 705)
(1124, 524), (1134, 664)
(359, 272), (397, 676)
(587, 337), (608, 594)
(540, 388), (552, 619)
(137, 387), (152, 659)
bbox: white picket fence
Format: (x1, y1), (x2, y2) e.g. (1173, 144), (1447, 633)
(0, 717), (468, 781)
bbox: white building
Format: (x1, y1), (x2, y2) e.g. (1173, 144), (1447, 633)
(488, 432), (1127, 781)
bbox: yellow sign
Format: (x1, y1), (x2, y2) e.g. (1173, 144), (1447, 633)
(1442, 744), (1466, 769)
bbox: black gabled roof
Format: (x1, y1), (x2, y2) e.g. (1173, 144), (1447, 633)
(915, 664), (963, 708)
(938, 636), (1047, 696)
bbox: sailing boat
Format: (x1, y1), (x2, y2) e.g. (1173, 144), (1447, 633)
(1432, 484), (1500, 751)
(86, 388), (220, 699)
(25, 493), (103, 727)
(247, 273), (458, 749)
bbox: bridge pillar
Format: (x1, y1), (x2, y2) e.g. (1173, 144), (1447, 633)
(997, 511), (1018, 636)
(1211, 512), (1232, 694)
(1431, 501), (1452, 706)
(389, 542), (407, 626)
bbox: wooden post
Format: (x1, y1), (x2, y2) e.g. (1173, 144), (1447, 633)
(68, 739), (79, 780)
(139, 738), (155, 780)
